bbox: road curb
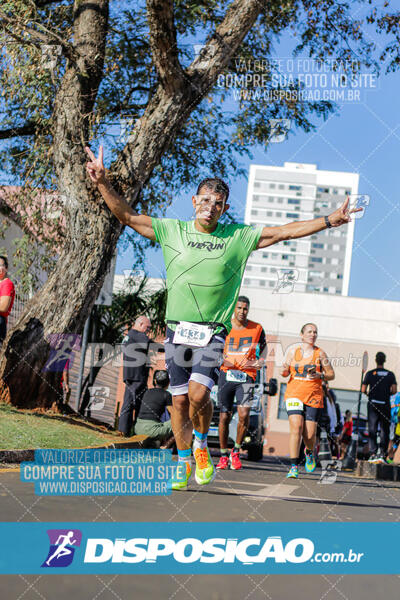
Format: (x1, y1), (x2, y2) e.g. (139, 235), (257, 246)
(354, 460), (400, 481)
(0, 435), (149, 464)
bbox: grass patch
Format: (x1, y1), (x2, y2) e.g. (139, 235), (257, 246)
(0, 404), (117, 450)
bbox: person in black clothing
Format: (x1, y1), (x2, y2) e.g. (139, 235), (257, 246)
(361, 351), (397, 463)
(135, 370), (174, 446)
(118, 315), (152, 436)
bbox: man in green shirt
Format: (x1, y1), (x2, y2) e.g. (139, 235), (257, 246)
(86, 145), (358, 490)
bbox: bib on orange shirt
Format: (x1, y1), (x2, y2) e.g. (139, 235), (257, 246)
(220, 320), (263, 381)
(284, 346), (324, 408)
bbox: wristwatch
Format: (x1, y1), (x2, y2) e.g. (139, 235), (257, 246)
(324, 216), (332, 229)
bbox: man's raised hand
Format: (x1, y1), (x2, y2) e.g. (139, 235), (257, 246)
(85, 145), (106, 184)
(328, 196), (362, 227)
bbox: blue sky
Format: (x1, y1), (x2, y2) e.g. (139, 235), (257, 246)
(116, 36), (400, 303)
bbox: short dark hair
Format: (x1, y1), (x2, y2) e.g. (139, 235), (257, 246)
(301, 322), (317, 334)
(0, 255), (8, 269)
(196, 178), (229, 202)
(376, 351), (386, 365)
(237, 296), (250, 306)
(153, 369), (169, 388)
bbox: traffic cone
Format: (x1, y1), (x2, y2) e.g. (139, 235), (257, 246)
(342, 432), (358, 471)
(318, 430), (332, 463)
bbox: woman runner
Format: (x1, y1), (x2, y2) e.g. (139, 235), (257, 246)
(281, 323), (335, 478)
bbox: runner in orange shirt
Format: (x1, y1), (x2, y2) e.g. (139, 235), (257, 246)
(281, 323), (334, 478)
(216, 296), (266, 470)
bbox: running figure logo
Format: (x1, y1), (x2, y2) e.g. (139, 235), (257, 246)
(41, 529), (82, 568)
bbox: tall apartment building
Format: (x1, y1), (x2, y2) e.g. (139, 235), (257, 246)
(243, 162), (359, 295)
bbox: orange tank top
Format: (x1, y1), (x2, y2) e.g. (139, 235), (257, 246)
(284, 345), (324, 408)
(220, 320), (263, 381)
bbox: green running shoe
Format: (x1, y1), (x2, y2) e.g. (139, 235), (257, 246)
(171, 461), (192, 491)
(194, 447), (216, 485)
(305, 451), (316, 473)
(286, 465), (299, 478)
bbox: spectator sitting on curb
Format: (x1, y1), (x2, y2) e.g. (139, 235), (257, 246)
(135, 370), (175, 448)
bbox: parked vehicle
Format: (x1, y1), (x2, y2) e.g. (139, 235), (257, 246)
(207, 367), (277, 461)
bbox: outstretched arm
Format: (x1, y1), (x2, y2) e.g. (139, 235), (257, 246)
(256, 197), (359, 249)
(85, 146), (156, 241)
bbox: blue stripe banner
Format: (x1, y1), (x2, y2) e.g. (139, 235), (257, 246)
(0, 522), (398, 574)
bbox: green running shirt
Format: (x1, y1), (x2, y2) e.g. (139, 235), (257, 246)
(152, 218), (263, 333)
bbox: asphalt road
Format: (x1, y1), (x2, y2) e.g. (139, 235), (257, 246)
(1, 454), (399, 599)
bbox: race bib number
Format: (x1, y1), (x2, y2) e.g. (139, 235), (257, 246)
(286, 398), (303, 412)
(226, 370), (247, 383)
(173, 322), (213, 347)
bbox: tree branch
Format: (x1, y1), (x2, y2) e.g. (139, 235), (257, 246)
(113, 0), (263, 188)
(146, 0), (184, 94)
(186, 0), (263, 90)
(0, 122), (38, 140)
(0, 8), (75, 61)
(34, 0), (63, 6)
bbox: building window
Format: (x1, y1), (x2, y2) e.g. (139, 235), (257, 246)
(337, 274), (343, 279)
(277, 198), (283, 204)
(282, 254), (288, 260)
(251, 210), (258, 215)
(270, 183), (276, 189)
(279, 184), (285, 189)
(268, 196), (274, 202)
(269, 281), (275, 287)
(254, 182), (260, 188)
(247, 266), (252, 271)
(317, 187), (329, 193)
(261, 267), (267, 272)
(289, 185), (301, 191)
(312, 243), (324, 249)
(276, 212), (282, 217)
(259, 279), (266, 286)
(311, 257), (322, 263)
(263, 252), (268, 258)
(286, 212), (299, 218)
(253, 195), (259, 201)
(288, 198), (300, 204)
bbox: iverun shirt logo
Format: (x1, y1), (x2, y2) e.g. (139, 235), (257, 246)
(187, 241), (225, 252)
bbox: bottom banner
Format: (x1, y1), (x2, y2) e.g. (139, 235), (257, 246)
(0, 522), (397, 574)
